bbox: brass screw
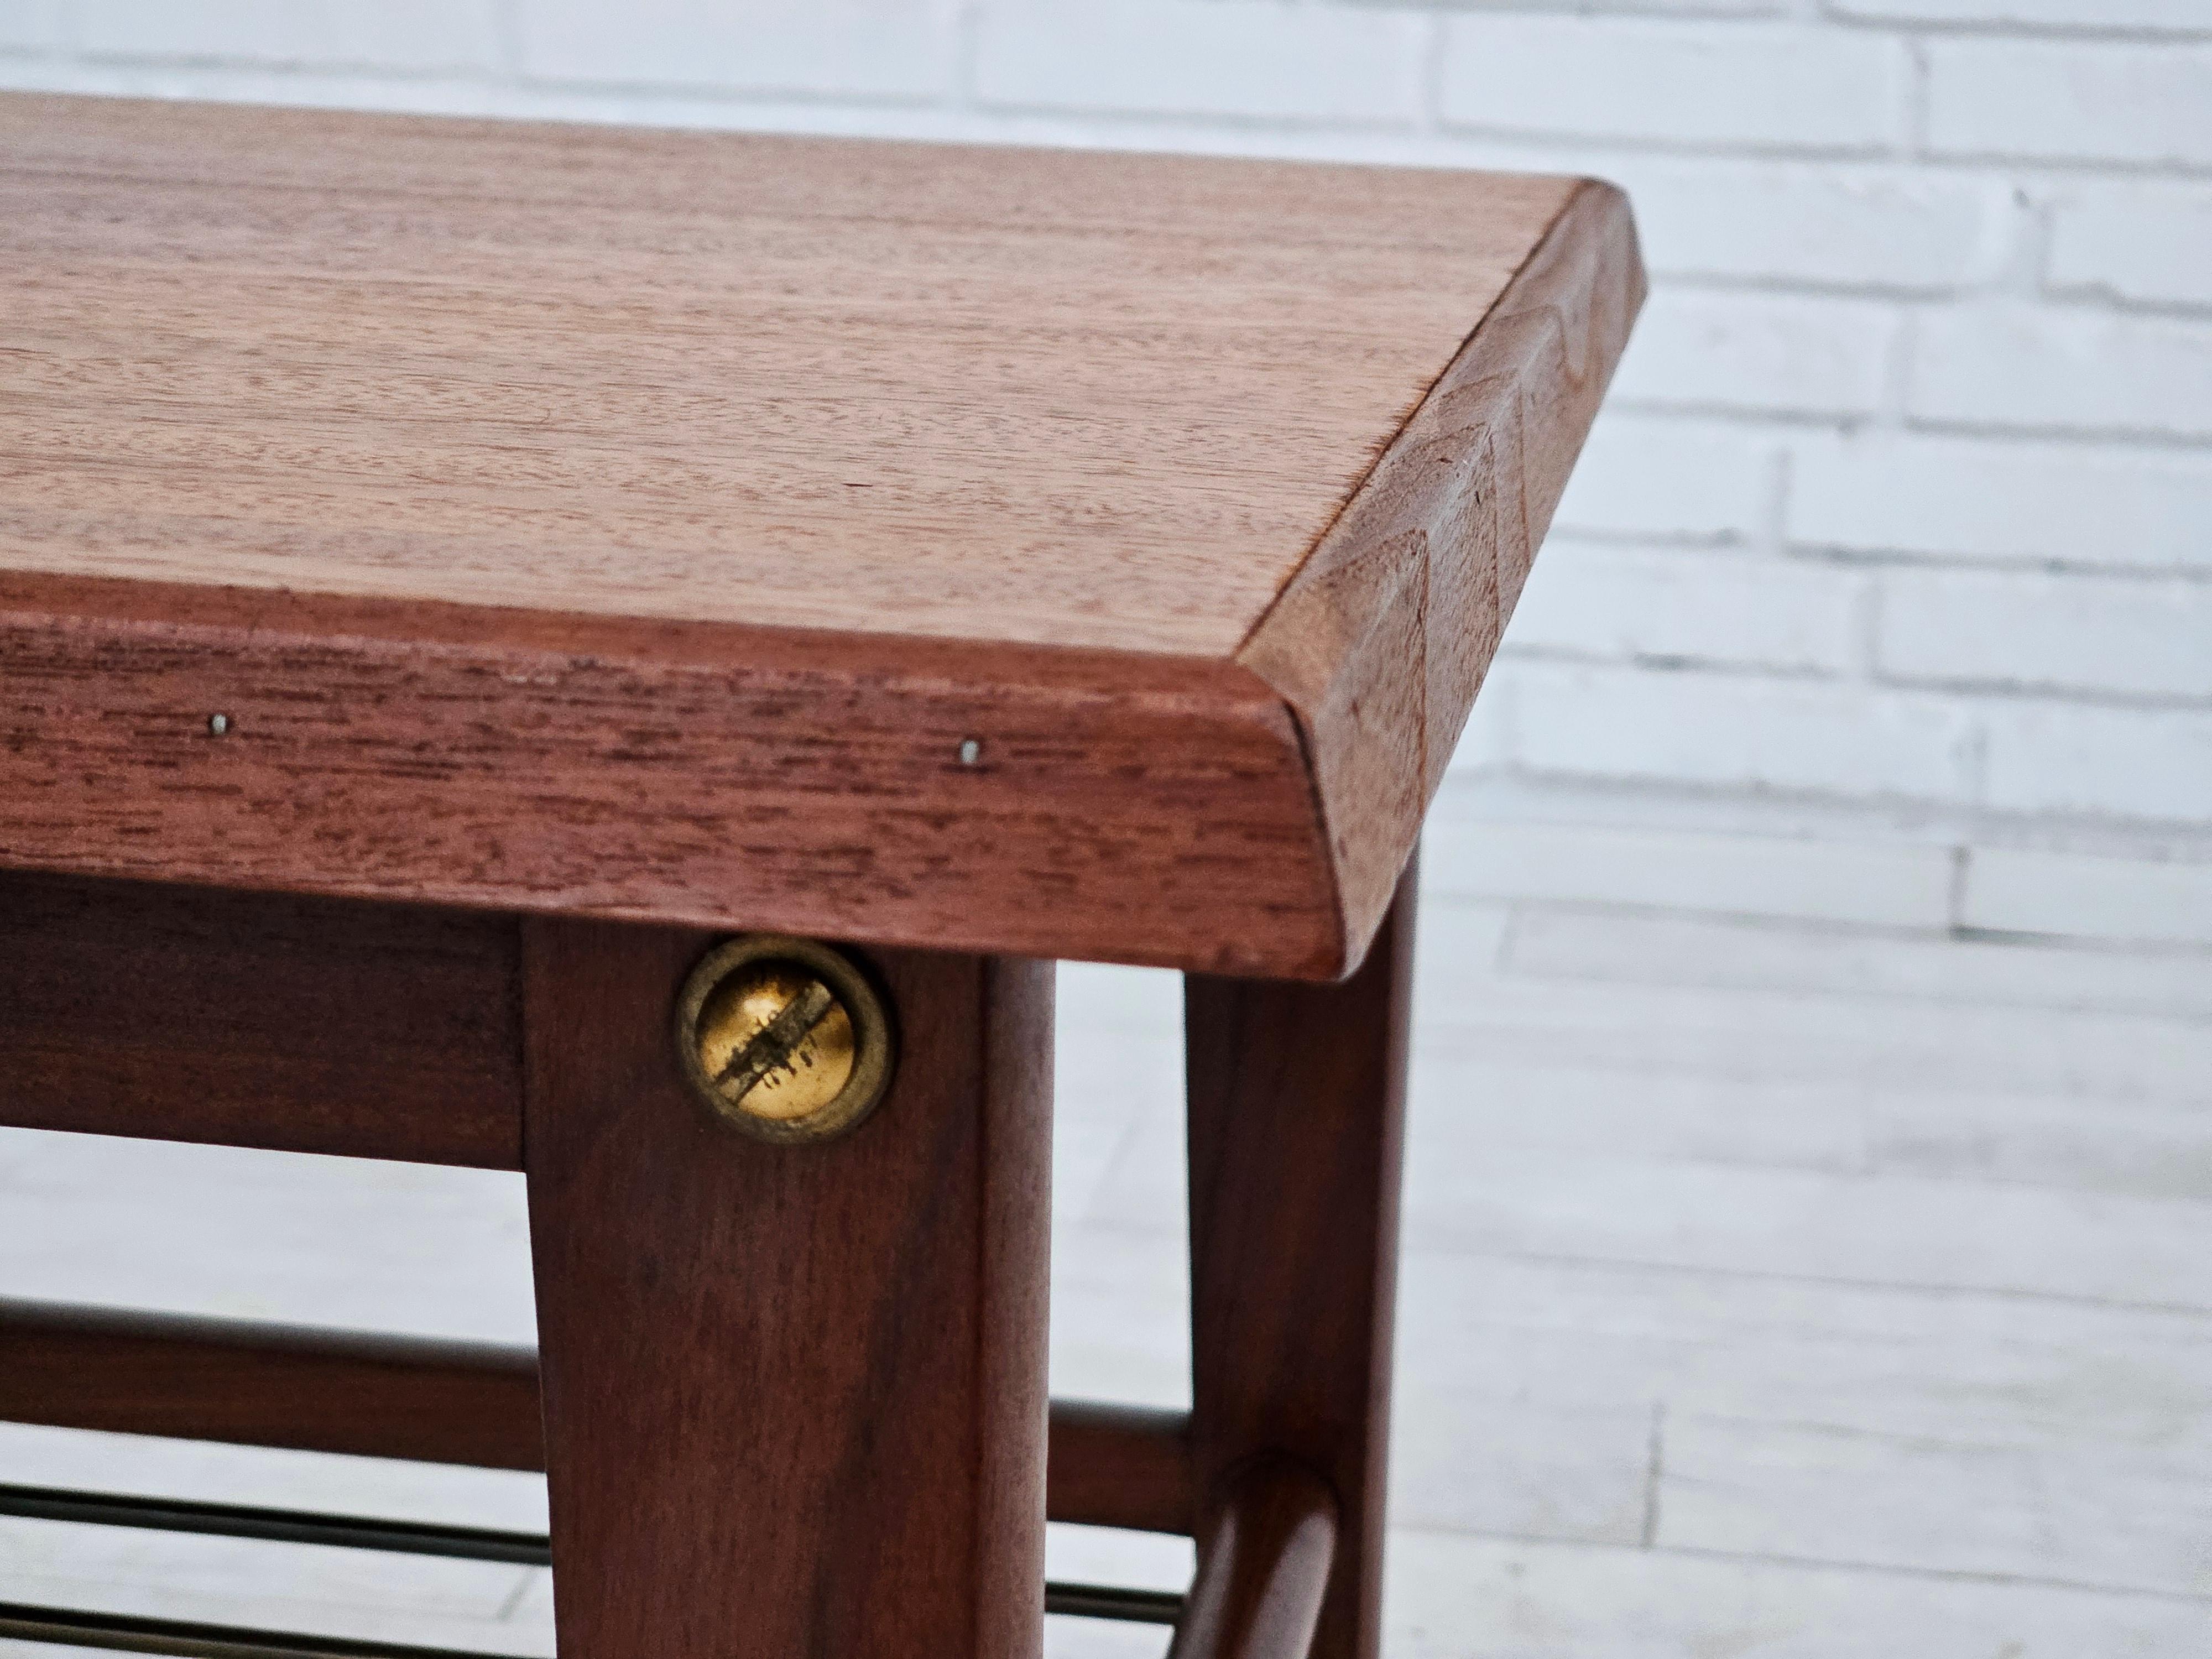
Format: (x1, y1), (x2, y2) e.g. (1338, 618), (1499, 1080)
(675, 936), (894, 1144)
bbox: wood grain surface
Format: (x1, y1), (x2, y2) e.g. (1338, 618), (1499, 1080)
(0, 1295), (1194, 1537)
(1043, 1400), (1197, 1537)
(0, 868), (520, 1167)
(0, 578), (1339, 975)
(0, 1299), (545, 1472)
(1186, 857), (1417, 1659)
(521, 922), (1052, 1659)
(0, 93), (1640, 977)
(1241, 183), (1645, 948)
(1166, 1457), (1339, 1659)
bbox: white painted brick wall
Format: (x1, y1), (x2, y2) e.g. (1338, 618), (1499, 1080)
(1875, 568), (2212, 702)
(1503, 544), (1864, 675)
(1834, 0), (2210, 26)
(1790, 435), (2212, 576)
(1437, 20), (1906, 151)
(975, 2), (1425, 123)
(1501, 661), (1979, 802)
(1550, 418), (1777, 544)
(517, 1), (957, 101)
(1610, 291), (1897, 418)
(1911, 307), (2212, 441)
(1982, 702), (2212, 823)
(1603, 159), (2004, 290)
(72, 2), (504, 72)
(2046, 182), (2212, 310)
(1923, 39), (2212, 170)
(4, 0), (2210, 852)
(0, 3), (61, 51)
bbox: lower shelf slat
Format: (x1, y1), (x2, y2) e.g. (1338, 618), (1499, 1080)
(0, 1300), (1196, 1535)
(0, 1601), (514, 1659)
(0, 1484), (547, 1567)
(0, 1483), (1188, 1652)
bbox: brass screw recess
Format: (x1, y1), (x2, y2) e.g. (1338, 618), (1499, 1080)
(675, 935), (894, 1144)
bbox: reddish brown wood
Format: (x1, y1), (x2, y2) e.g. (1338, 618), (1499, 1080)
(1185, 853), (1417, 1659)
(0, 95), (1587, 660)
(0, 93), (1641, 979)
(1, 583), (1339, 979)
(0, 869), (520, 1168)
(0, 1299), (542, 1470)
(0, 1296), (1190, 1533)
(521, 922), (1052, 1659)
(1168, 1457), (1339, 1659)
(1045, 1400), (1197, 1536)
(1241, 183), (1644, 958)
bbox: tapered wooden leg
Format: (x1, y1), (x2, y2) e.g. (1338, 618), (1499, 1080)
(1185, 852), (1416, 1659)
(522, 920), (1053, 1659)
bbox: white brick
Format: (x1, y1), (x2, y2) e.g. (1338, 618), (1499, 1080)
(1604, 156), (2002, 290)
(1610, 291), (1895, 419)
(1411, 0), (1785, 14)
(19, 67), (596, 117)
(1421, 813), (1954, 928)
(1503, 661), (1976, 802)
(76, 1), (504, 71)
(1926, 39), (2212, 169)
(1877, 568), (2212, 702)
(0, 54), (121, 91)
(972, 1), (1422, 123)
(518, 0), (953, 99)
(2047, 182), (2212, 312)
(1982, 701), (2212, 822)
(1832, 0), (2212, 29)
(1448, 675), (1514, 774)
(1551, 415), (1775, 542)
(1506, 544), (1861, 675)
(1911, 307), (2212, 441)
(1791, 433), (2212, 575)
(1963, 847), (2212, 948)
(1438, 19), (1905, 151)
(0, 2), (60, 51)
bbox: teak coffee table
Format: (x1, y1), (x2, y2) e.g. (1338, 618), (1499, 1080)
(0, 93), (1641, 1659)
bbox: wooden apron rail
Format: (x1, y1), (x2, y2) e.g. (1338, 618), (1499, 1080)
(0, 1298), (1348, 1657)
(0, 1297), (1197, 1536)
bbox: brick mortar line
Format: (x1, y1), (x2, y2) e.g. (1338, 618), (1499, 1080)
(1536, 539), (2212, 592)
(1777, 546), (2212, 582)
(1541, 532), (2212, 580)
(1598, 401), (2212, 456)
(1498, 648), (2212, 716)
(14, 56), (2212, 189)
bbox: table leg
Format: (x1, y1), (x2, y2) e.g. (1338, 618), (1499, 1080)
(1185, 853), (1417, 1659)
(521, 920), (1053, 1659)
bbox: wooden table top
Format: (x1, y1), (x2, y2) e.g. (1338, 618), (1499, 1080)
(1, 93), (1641, 977)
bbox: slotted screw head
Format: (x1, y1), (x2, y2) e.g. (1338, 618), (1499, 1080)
(675, 936), (894, 1144)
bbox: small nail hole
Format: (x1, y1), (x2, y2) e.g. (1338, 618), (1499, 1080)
(207, 713), (232, 737)
(958, 738), (981, 766)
